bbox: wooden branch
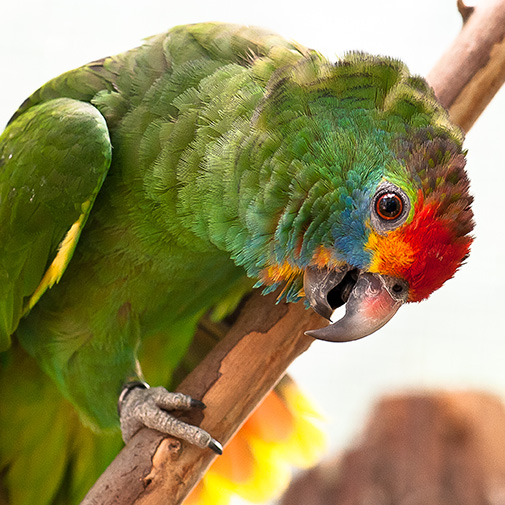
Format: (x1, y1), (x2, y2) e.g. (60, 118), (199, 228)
(457, 0), (474, 24)
(428, 0), (505, 131)
(81, 294), (323, 504)
(280, 392), (505, 505)
(81, 1), (505, 503)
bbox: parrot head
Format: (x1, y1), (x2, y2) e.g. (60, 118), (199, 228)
(302, 136), (474, 342)
(251, 54), (474, 342)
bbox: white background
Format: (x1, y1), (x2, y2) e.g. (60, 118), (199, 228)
(1, 0), (504, 497)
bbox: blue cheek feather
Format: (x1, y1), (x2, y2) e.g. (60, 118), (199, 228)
(331, 190), (373, 269)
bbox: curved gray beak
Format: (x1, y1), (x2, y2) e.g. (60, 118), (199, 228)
(304, 267), (409, 342)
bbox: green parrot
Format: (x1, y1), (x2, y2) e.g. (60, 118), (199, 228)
(0, 22), (473, 504)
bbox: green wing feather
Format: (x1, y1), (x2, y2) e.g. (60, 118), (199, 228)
(0, 97), (114, 505)
(0, 97), (112, 350)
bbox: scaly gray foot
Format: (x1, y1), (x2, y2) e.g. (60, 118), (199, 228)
(118, 382), (223, 454)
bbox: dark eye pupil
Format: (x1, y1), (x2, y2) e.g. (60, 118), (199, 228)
(376, 193), (403, 220)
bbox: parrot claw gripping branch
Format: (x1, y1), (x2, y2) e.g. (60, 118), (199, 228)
(0, 22), (473, 505)
(118, 381), (223, 455)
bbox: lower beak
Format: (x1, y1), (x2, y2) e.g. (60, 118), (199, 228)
(304, 268), (409, 342)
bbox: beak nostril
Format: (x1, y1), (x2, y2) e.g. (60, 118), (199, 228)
(392, 284), (403, 293)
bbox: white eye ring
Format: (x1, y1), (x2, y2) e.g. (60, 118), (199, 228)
(371, 182), (411, 233)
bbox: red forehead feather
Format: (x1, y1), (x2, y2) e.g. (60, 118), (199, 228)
(401, 202), (472, 301)
(367, 197), (472, 302)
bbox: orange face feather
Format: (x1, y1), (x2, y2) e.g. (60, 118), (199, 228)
(366, 194), (473, 302)
(259, 245), (347, 300)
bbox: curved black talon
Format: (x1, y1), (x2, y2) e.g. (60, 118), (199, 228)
(190, 399), (206, 409)
(208, 439), (223, 455)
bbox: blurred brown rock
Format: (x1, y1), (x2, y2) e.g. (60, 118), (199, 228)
(281, 392), (505, 505)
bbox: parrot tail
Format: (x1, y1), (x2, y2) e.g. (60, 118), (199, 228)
(185, 375), (325, 505)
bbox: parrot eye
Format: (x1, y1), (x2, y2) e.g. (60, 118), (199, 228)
(371, 182), (411, 233)
(376, 193), (403, 220)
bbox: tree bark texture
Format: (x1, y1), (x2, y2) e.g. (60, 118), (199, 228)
(428, 0), (505, 130)
(81, 1), (505, 503)
(280, 393), (505, 505)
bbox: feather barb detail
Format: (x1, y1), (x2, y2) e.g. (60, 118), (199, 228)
(25, 203), (90, 313)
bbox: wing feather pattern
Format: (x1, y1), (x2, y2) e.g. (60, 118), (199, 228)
(0, 97), (112, 350)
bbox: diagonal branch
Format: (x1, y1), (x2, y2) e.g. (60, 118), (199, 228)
(428, 0), (505, 131)
(81, 294), (322, 505)
(81, 1), (505, 503)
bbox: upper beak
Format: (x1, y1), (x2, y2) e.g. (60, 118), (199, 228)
(303, 266), (409, 342)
